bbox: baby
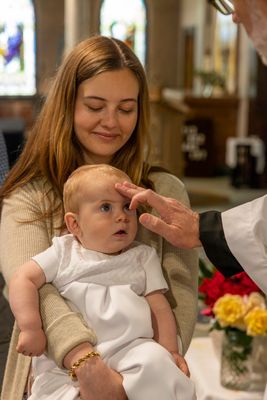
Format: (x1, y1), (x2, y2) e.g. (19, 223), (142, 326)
(9, 164), (196, 400)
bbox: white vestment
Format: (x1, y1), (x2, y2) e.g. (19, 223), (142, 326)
(222, 195), (267, 295)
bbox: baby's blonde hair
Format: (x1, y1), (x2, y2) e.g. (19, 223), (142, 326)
(63, 164), (131, 213)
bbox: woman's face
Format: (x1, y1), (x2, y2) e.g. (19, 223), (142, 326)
(74, 68), (139, 164)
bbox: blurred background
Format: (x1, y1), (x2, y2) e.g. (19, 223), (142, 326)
(1, 1), (267, 397)
(1, 0), (267, 210)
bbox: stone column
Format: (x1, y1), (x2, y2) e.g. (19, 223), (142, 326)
(64, 0), (91, 52)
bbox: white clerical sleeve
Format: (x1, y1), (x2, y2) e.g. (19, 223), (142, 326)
(222, 195), (267, 294)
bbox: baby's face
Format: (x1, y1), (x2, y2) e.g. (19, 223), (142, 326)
(76, 174), (138, 254)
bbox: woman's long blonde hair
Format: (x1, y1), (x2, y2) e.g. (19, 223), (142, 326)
(0, 35), (152, 214)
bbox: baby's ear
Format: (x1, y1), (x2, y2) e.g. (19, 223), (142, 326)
(64, 212), (80, 236)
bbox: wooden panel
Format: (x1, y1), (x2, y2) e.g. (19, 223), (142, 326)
(184, 96), (239, 175)
(150, 100), (186, 177)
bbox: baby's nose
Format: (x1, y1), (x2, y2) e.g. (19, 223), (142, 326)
(116, 210), (128, 221)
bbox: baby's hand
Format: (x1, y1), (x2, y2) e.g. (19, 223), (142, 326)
(16, 329), (47, 357)
(171, 351), (191, 377)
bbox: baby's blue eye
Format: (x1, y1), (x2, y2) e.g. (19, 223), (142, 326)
(100, 203), (112, 212)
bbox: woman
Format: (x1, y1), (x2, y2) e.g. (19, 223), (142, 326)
(0, 35), (198, 400)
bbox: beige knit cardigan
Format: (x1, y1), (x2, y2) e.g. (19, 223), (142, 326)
(0, 171), (198, 400)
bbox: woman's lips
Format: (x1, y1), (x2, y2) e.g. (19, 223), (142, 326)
(93, 132), (119, 140)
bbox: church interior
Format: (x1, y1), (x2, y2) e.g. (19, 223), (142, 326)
(0, 1), (267, 398)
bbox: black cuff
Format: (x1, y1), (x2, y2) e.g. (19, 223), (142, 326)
(199, 211), (243, 277)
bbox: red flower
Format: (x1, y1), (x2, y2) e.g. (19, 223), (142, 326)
(199, 271), (261, 315)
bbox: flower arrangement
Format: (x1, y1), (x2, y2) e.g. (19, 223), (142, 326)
(199, 268), (267, 390)
(199, 270), (267, 336)
(213, 292), (267, 336)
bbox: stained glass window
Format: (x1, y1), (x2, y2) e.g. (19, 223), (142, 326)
(100, 0), (146, 65)
(214, 12), (238, 94)
(0, 0), (36, 96)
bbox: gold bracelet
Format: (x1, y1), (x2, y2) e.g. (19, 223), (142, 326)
(69, 351), (101, 380)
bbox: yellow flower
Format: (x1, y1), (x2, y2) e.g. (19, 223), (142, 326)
(245, 292), (266, 313)
(213, 294), (246, 329)
(244, 308), (267, 336)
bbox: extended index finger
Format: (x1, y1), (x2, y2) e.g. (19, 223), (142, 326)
(115, 182), (145, 202)
(130, 189), (168, 215)
(115, 182), (169, 215)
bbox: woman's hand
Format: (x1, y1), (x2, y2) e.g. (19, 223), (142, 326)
(76, 355), (127, 400)
(64, 343), (127, 400)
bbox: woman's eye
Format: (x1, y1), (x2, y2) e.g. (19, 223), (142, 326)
(119, 108), (134, 114)
(100, 203), (111, 212)
(88, 106), (102, 112)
